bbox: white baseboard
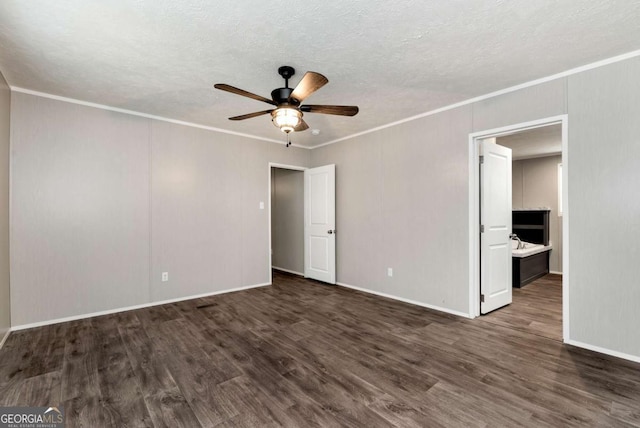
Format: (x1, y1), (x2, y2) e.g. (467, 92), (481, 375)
(565, 339), (640, 364)
(272, 266), (304, 276)
(549, 270), (563, 275)
(337, 282), (472, 319)
(0, 328), (10, 349)
(11, 282), (271, 331)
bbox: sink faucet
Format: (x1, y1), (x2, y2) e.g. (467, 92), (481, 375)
(510, 233), (524, 249)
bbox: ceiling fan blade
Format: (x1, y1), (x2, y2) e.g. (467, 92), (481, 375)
(228, 110), (273, 121)
(300, 105), (359, 116)
(289, 72), (328, 103)
(294, 119), (309, 132)
(214, 84), (277, 106)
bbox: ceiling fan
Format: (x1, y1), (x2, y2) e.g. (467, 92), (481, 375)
(214, 66), (359, 145)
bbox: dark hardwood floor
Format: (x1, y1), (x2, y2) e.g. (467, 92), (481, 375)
(1, 271), (639, 427)
(480, 274), (563, 341)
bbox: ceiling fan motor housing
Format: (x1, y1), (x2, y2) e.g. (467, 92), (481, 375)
(271, 87), (297, 105)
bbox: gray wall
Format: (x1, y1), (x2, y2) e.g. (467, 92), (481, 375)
(8, 55), (640, 360)
(511, 155), (563, 273)
(270, 168), (304, 274)
(312, 106), (474, 315)
(10, 92), (309, 326)
(0, 70), (10, 341)
(312, 56), (640, 360)
(568, 56), (640, 358)
(311, 78), (566, 317)
(11, 93), (150, 327)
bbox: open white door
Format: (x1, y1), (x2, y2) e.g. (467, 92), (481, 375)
(304, 164), (336, 284)
(480, 139), (512, 314)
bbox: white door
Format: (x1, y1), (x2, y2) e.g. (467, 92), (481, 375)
(304, 164), (336, 284)
(480, 139), (512, 314)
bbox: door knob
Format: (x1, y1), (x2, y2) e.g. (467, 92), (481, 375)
(327, 230), (336, 234)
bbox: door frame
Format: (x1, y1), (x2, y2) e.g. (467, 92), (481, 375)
(268, 162), (307, 285)
(468, 115), (569, 341)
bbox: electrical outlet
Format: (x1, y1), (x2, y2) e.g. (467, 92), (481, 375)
(387, 268), (393, 277)
(162, 272), (169, 282)
(259, 201), (265, 210)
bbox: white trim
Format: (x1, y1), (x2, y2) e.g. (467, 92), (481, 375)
(313, 100), (491, 148)
(468, 133), (480, 319)
(268, 163), (307, 286)
(468, 116), (569, 343)
(337, 282), (472, 319)
(0, 329), (11, 349)
(312, 49), (640, 149)
(549, 271), (563, 275)
(272, 266), (304, 276)
(7, 78), (14, 351)
(10, 87), (308, 150)
(10, 282), (270, 331)
(561, 116), (570, 341)
(557, 163), (563, 216)
(565, 339), (640, 364)
(269, 163), (307, 171)
(513, 152), (562, 161)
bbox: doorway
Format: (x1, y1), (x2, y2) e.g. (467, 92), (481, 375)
(468, 116), (569, 341)
(269, 164), (305, 281)
(268, 163), (337, 285)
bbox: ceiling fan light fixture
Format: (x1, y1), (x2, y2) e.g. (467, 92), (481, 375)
(215, 66), (358, 136)
(272, 107), (302, 133)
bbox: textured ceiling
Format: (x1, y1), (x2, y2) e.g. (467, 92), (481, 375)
(497, 124), (562, 160)
(0, 1), (639, 148)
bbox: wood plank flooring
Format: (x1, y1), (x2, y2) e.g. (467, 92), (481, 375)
(480, 274), (563, 341)
(1, 271), (639, 427)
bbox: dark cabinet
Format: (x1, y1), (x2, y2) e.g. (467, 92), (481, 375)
(512, 209), (550, 245)
(513, 252), (550, 288)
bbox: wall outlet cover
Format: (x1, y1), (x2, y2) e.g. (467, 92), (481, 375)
(162, 272), (169, 282)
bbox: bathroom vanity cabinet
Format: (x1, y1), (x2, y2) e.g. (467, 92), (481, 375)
(512, 209), (551, 288)
(513, 251), (550, 288)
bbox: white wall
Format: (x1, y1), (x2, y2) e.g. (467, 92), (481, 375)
(511, 155), (563, 273)
(10, 93), (309, 326)
(271, 168), (304, 274)
(0, 70), (10, 343)
(567, 56), (640, 358)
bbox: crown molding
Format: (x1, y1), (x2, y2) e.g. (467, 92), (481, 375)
(10, 48), (640, 151)
(9, 87), (309, 150)
(310, 48), (640, 149)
